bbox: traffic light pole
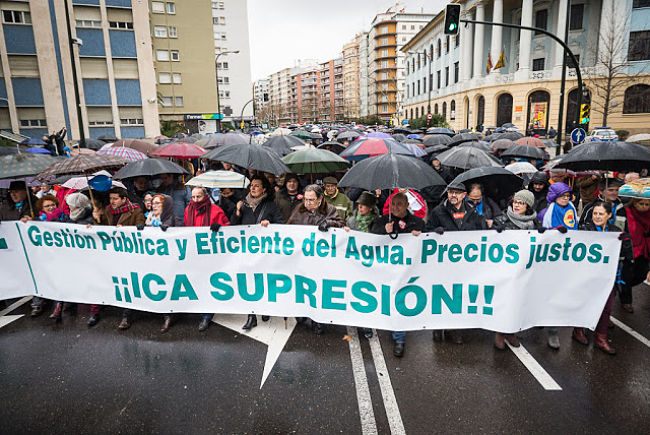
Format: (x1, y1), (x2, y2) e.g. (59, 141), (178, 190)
(459, 18), (583, 135)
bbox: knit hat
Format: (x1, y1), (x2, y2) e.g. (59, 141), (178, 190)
(546, 182), (571, 203)
(357, 191), (377, 208)
(530, 171), (549, 185)
(323, 176), (338, 185)
(513, 189), (535, 209)
(65, 192), (91, 210)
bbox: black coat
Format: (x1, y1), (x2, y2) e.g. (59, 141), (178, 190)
(581, 221), (633, 261)
(230, 196), (284, 225)
(370, 212), (425, 235)
(579, 198), (627, 231)
(426, 199), (486, 232)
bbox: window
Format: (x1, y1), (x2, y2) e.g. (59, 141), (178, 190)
(415, 107), (419, 118)
(445, 67), (449, 86)
(410, 25), (415, 30)
(434, 103), (438, 114)
(455, 33), (460, 47)
(166, 2), (176, 14)
(175, 96), (183, 106)
(168, 26), (178, 37)
(422, 77), (426, 93)
(109, 21), (134, 30)
(633, 0), (650, 7)
(402, 25), (406, 30)
(76, 20), (101, 28)
(213, 17), (226, 25)
(381, 49), (388, 57)
(2, 10), (31, 24)
(218, 76), (230, 84)
(219, 90), (230, 98)
(437, 70), (441, 89)
(156, 50), (169, 61)
(154, 26), (167, 38)
(173, 73), (181, 84)
(121, 118), (143, 125)
(629, 31), (650, 61)
(450, 100), (456, 120)
(160, 96), (173, 107)
(88, 120), (112, 126)
(381, 38), (388, 45)
(381, 60), (388, 68)
(151, 1), (164, 13)
(429, 73), (433, 91)
(417, 80), (420, 95)
(446, 35), (450, 53)
(442, 102), (447, 119)
(216, 62), (229, 69)
(623, 84), (650, 113)
(532, 58), (545, 71)
(159, 72), (171, 83)
(19, 119), (46, 127)
(454, 62), (459, 83)
(381, 26), (388, 34)
(437, 39), (441, 58)
(534, 10), (547, 35)
(170, 50), (180, 61)
(569, 4), (584, 30)
(381, 72), (388, 79)
(212, 1), (225, 9)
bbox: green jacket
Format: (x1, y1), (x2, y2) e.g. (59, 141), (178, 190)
(324, 189), (353, 221)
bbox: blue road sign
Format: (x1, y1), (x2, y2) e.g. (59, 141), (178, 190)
(570, 128), (586, 144)
(402, 119), (409, 125)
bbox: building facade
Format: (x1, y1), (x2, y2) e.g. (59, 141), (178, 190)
(343, 37), (361, 120)
(403, 0), (650, 135)
(150, 0), (253, 132)
(366, 8), (436, 124)
(0, 0), (159, 140)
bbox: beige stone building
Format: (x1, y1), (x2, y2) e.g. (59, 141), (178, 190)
(343, 37), (360, 120)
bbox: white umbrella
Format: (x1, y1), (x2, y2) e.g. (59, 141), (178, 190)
(627, 133), (650, 143)
(271, 127), (292, 136)
(505, 162), (538, 175)
(185, 170), (250, 189)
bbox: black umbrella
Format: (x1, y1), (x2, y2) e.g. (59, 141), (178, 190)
(491, 138), (515, 151)
(458, 140), (492, 153)
(424, 145), (449, 155)
(317, 141), (345, 154)
(501, 144), (547, 160)
(204, 132), (250, 149)
(498, 131), (524, 141)
(338, 153), (446, 191)
(459, 128), (472, 133)
(114, 158), (188, 179)
(392, 133), (407, 142)
(502, 123), (515, 128)
(449, 132), (482, 146)
(436, 147), (503, 170)
(392, 127), (412, 134)
(81, 138), (105, 150)
(202, 143), (290, 176)
(97, 134), (118, 143)
(556, 141), (650, 172)
(450, 167), (523, 202)
(423, 134), (452, 146)
(263, 135), (306, 156)
(426, 127), (455, 136)
(0, 153), (60, 179)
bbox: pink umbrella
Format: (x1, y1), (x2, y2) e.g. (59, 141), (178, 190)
(97, 146), (148, 162)
(150, 142), (207, 160)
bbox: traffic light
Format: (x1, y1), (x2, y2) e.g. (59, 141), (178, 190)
(444, 4), (461, 35)
(579, 104), (590, 125)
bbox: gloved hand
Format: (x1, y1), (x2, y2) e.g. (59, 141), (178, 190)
(618, 232), (629, 241)
(160, 225), (168, 232)
(433, 227), (445, 235)
(136, 224), (145, 231)
(210, 223), (221, 232)
(537, 227), (546, 233)
(557, 226), (568, 234)
(318, 221), (329, 232)
(495, 226), (504, 233)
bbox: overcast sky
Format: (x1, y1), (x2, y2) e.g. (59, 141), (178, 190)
(247, 0), (447, 81)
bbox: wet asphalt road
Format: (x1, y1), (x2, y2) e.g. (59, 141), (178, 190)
(1, 286), (649, 434)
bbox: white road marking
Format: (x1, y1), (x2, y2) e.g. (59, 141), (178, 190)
(610, 316), (650, 348)
(0, 315), (24, 329)
(368, 331), (406, 435)
(507, 343), (562, 391)
(346, 327), (378, 435)
(211, 314), (297, 388)
(0, 296), (32, 317)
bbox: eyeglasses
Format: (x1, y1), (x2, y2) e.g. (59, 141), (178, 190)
(513, 200), (526, 206)
(448, 191), (464, 196)
(152, 201), (163, 205)
(42, 203), (57, 209)
(559, 193), (571, 198)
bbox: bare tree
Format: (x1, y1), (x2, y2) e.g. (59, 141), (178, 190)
(585, 2), (647, 126)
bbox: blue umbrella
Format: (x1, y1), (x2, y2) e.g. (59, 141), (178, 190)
(407, 134), (423, 139)
(20, 137), (47, 146)
(26, 147), (50, 154)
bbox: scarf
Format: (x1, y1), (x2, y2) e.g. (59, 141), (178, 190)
(109, 199), (139, 215)
(245, 193), (267, 212)
(145, 211), (162, 227)
(472, 199), (484, 215)
(542, 202), (577, 229)
(185, 195), (212, 227)
(355, 211), (376, 233)
(506, 207), (537, 229)
(626, 206), (650, 258)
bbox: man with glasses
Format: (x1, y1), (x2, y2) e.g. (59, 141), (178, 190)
(426, 182), (486, 344)
(465, 183), (503, 229)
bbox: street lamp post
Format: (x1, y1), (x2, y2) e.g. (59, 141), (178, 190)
(215, 50), (239, 132)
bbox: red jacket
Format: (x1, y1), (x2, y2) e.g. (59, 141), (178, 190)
(184, 203), (230, 227)
(383, 189), (427, 219)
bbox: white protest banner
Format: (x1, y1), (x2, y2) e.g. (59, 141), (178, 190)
(0, 221), (621, 333)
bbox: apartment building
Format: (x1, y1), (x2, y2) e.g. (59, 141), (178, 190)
(343, 37), (361, 120)
(0, 0), (159, 140)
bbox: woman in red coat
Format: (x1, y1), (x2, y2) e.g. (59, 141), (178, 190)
(184, 186), (230, 332)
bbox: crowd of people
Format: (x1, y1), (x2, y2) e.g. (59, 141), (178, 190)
(1, 133), (647, 359)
